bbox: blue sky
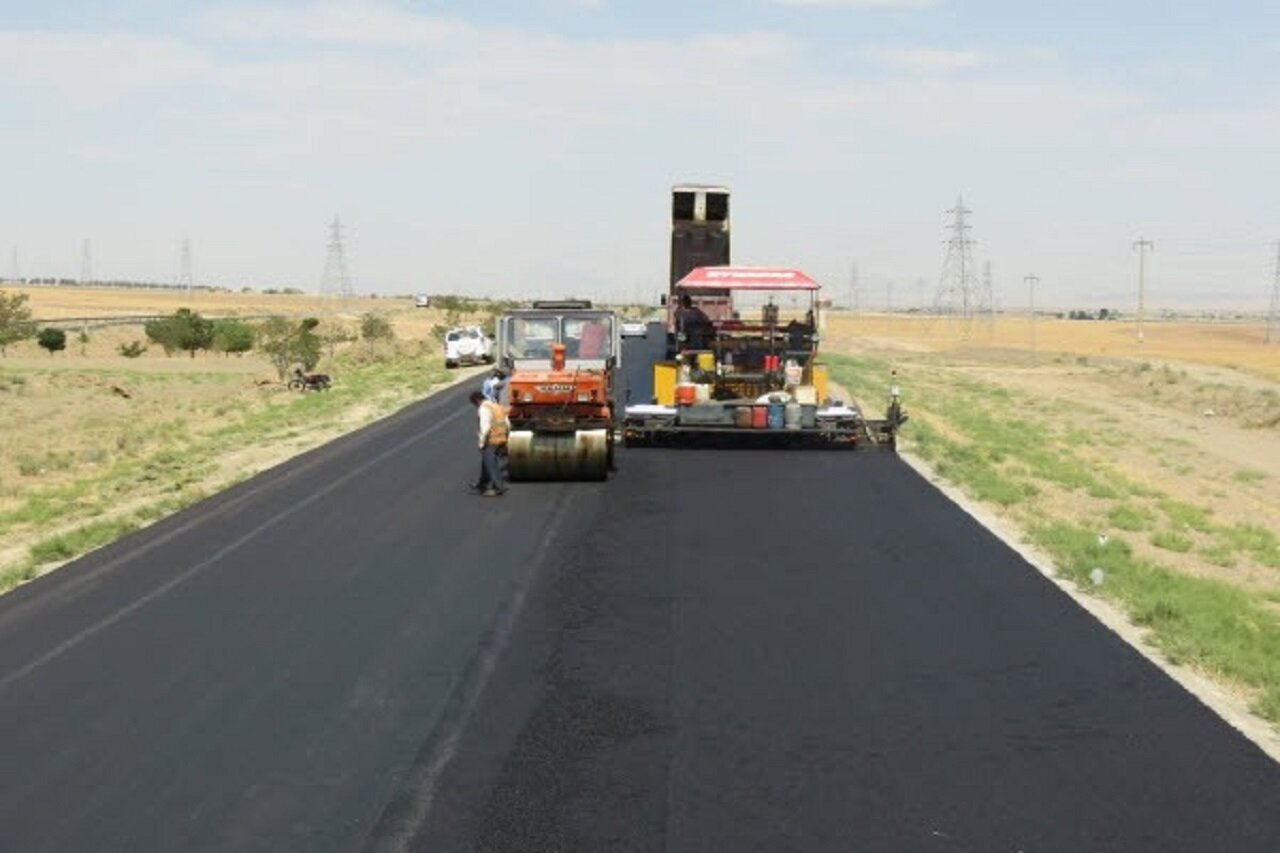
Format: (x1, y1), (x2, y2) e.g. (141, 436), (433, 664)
(1, 0), (1277, 309)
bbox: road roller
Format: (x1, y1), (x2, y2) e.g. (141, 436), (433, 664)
(496, 301), (619, 481)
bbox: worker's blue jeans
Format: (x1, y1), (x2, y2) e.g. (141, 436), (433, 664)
(479, 444), (507, 492)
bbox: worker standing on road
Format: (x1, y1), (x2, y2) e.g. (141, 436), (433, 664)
(482, 367), (506, 403)
(470, 391), (509, 496)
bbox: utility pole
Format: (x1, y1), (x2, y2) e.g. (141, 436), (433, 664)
(1268, 241), (1280, 344)
(1025, 273), (1039, 359)
(1133, 237), (1154, 344)
(849, 261), (860, 313)
(8, 248), (17, 283)
(179, 238), (194, 296)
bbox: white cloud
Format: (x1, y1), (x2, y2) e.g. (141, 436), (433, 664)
(775, 0), (939, 8)
(863, 46), (984, 73)
(0, 0), (1273, 304)
(0, 30), (212, 105)
(203, 0), (470, 46)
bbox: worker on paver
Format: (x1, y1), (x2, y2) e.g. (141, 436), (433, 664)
(675, 294), (712, 349)
(470, 391), (509, 496)
(482, 367), (506, 403)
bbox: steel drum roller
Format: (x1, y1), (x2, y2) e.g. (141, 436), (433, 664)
(507, 429), (609, 481)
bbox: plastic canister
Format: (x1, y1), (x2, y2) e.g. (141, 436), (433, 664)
(694, 383), (711, 402)
(751, 405), (769, 429)
(734, 406), (753, 428)
(676, 384), (697, 405)
(784, 401), (802, 430)
(767, 403), (785, 430)
(696, 351), (715, 372)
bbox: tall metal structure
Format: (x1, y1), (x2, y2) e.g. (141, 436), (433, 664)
(1268, 241), (1280, 344)
(8, 248), (18, 283)
(848, 261), (860, 312)
(1025, 273), (1039, 359)
(179, 238), (194, 295)
(935, 196), (985, 336)
(1133, 237), (1154, 344)
(320, 216), (353, 300)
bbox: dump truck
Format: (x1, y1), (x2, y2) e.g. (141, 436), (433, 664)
(622, 185), (904, 448)
(496, 301), (620, 480)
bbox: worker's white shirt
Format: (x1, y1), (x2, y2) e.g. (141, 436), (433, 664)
(482, 376), (505, 402)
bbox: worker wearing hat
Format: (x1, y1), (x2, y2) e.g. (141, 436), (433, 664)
(482, 367), (506, 403)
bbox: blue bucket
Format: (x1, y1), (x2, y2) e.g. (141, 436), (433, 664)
(767, 403), (785, 430)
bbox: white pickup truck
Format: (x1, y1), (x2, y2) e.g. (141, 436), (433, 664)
(444, 326), (495, 368)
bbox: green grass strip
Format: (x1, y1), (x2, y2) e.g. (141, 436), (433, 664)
(1033, 522), (1280, 721)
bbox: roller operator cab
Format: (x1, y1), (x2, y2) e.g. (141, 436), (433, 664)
(497, 302), (620, 480)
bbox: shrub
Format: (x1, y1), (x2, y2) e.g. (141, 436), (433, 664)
(146, 308), (214, 357)
(118, 340), (148, 358)
(0, 290), (37, 355)
(37, 327), (67, 355)
(211, 319), (255, 355)
(257, 316), (323, 379)
(360, 313), (394, 341)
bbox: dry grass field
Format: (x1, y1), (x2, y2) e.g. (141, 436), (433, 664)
(21, 285), (393, 321)
(824, 312), (1279, 380)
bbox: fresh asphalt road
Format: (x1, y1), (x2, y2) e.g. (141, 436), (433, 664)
(0, 327), (1277, 852)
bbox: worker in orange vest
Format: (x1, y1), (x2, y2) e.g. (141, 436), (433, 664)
(469, 391), (510, 496)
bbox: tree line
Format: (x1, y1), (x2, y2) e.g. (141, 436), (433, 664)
(0, 291), (396, 379)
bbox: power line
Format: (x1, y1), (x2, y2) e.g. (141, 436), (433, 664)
(1133, 237), (1154, 344)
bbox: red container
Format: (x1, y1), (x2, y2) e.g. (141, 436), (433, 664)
(675, 384), (697, 405)
(751, 405), (769, 429)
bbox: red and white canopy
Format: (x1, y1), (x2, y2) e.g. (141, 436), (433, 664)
(676, 266), (820, 291)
